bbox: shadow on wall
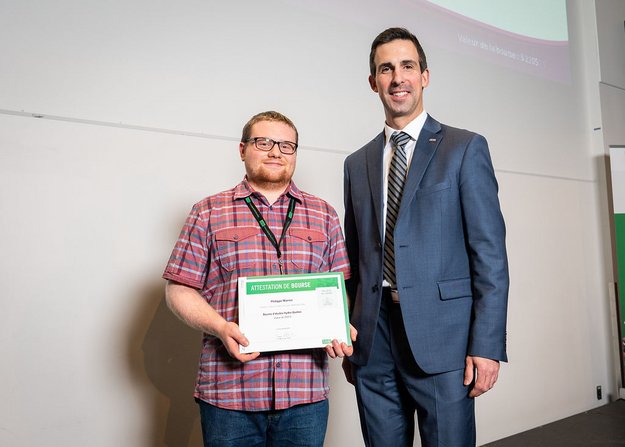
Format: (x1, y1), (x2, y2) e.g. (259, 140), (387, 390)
(128, 281), (203, 446)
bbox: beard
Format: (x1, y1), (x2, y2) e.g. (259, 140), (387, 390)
(246, 165), (293, 192)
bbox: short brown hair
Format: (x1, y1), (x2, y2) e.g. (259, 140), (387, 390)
(369, 27), (428, 77)
(241, 111), (299, 143)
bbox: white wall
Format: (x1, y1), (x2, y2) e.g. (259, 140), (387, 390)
(596, 0), (625, 91)
(0, 0), (622, 445)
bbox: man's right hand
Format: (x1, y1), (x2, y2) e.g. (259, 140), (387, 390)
(216, 320), (260, 363)
(165, 281), (261, 363)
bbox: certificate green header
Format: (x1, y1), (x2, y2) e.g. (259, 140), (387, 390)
(246, 277), (338, 295)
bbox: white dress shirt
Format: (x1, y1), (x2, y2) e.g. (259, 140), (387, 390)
(382, 111), (428, 287)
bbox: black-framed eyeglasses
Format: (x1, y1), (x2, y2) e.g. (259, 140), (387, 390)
(245, 137), (298, 155)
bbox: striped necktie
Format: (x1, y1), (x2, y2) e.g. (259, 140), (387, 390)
(383, 131), (411, 287)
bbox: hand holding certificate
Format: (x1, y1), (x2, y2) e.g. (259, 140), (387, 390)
(238, 272), (351, 353)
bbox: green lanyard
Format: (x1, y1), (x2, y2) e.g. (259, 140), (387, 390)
(244, 195), (297, 259)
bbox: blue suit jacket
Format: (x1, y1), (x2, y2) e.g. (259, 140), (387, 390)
(344, 115), (509, 374)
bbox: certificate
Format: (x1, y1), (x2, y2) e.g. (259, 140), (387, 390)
(238, 272), (351, 353)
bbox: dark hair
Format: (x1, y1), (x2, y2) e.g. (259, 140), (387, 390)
(241, 111), (298, 143)
(369, 27), (428, 77)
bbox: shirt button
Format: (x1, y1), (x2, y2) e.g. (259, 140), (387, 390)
(307, 236), (312, 241)
(276, 362), (281, 368)
(233, 235), (239, 240)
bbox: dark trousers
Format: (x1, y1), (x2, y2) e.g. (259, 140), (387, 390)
(353, 292), (475, 447)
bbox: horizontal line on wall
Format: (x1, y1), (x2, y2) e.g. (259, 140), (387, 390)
(599, 81), (625, 92)
(0, 108), (596, 182)
(0, 108), (351, 156)
(496, 168), (595, 183)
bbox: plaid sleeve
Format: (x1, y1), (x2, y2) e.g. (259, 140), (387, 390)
(162, 202), (210, 289)
(326, 206), (351, 280)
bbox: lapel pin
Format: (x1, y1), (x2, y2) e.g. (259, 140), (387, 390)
(429, 138), (437, 143)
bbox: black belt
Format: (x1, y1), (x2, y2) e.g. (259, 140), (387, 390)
(382, 287), (400, 303)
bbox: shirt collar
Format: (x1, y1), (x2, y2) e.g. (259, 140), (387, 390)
(384, 111), (428, 146)
(234, 177), (303, 203)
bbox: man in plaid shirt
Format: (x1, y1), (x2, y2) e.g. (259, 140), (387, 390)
(163, 111), (355, 447)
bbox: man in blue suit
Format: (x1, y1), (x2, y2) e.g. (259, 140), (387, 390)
(343, 28), (509, 446)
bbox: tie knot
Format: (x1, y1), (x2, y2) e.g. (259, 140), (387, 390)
(391, 131), (411, 149)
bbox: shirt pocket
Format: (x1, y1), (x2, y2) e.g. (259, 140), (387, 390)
(287, 227), (328, 273)
(214, 226), (260, 273)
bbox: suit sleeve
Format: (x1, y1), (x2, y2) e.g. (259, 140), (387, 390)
(459, 134), (509, 362)
(343, 159), (359, 311)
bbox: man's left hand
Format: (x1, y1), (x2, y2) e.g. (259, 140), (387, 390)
(325, 324), (357, 359)
(464, 355), (500, 398)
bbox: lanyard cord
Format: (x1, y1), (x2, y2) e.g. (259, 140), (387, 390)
(244, 195), (297, 259)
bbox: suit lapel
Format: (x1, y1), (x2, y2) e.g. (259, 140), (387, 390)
(365, 132), (385, 242)
(399, 116), (442, 217)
